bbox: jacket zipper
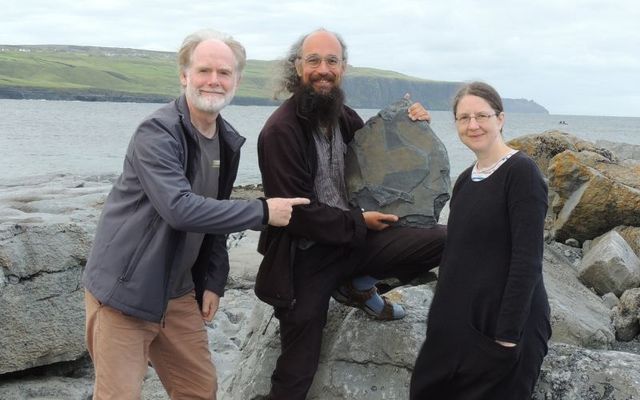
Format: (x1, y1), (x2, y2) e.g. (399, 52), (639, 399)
(119, 214), (160, 282)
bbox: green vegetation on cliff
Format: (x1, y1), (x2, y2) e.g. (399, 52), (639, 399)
(0, 45), (548, 113)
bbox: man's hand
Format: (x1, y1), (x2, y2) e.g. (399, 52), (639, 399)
(201, 290), (220, 322)
(266, 197), (311, 226)
(404, 93), (431, 122)
(363, 211), (398, 231)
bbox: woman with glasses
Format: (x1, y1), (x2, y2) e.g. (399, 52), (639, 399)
(410, 81), (551, 399)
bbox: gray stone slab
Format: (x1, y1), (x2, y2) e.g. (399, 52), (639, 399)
(345, 98), (450, 227)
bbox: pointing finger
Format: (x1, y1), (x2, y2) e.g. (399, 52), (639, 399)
(288, 197), (310, 206)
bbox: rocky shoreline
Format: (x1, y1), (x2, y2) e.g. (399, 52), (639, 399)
(2, 132), (640, 399)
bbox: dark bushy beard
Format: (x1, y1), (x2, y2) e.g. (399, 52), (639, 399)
(295, 83), (345, 133)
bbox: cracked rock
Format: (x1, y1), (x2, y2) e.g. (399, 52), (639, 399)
(345, 98), (450, 227)
(226, 284), (436, 399)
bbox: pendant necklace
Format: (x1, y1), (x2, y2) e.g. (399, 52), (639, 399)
(474, 149), (517, 174)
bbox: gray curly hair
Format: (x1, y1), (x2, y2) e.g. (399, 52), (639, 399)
(274, 28), (348, 99)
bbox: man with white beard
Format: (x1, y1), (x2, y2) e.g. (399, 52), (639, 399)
(82, 29), (308, 400)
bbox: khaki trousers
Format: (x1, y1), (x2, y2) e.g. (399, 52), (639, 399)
(85, 290), (216, 400)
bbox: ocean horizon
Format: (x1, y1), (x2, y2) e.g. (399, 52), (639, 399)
(2, 99), (639, 187)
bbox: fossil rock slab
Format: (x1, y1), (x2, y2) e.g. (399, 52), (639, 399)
(345, 98), (450, 227)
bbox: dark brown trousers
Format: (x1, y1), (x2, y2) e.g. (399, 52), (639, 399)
(268, 225), (446, 400)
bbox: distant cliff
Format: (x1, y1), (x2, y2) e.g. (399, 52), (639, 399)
(0, 45), (548, 113)
(342, 77), (548, 113)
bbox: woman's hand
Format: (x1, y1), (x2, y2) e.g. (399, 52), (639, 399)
(495, 339), (517, 348)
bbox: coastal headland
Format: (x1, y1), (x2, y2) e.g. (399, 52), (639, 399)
(0, 45), (548, 112)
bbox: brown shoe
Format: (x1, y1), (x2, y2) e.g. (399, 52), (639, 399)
(332, 281), (406, 320)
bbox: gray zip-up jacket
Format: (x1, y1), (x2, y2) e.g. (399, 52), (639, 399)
(83, 95), (265, 322)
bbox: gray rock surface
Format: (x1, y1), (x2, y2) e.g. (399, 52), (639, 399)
(533, 343), (640, 399)
(138, 288), (263, 399)
(2, 161), (640, 400)
(0, 175), (107, 374)
(226, 230), (262, 289)
(614, 225), (640, 259)
(543, 243), (615, 349)
(597, 139), (640, 161)
(0, 375), (95, 400)
(345, 98), (450, 227)
(578, 230), (640, 296)
(209, 288), (262, 392)
(226, 284), (435, 400)
(0, 231), (264, 400)
(612, 288), (640, 341)
(602, 292), (620, 309)
(227, 275), (625, 400)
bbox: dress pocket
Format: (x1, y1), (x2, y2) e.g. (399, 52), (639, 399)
(458, 322), (520, 384)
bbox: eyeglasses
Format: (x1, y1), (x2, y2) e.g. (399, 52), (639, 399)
(455, 112), (498, 125)
(298, 54), (343, 68)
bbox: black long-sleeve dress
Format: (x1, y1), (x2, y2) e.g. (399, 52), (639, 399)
(410, 151), (551, 399)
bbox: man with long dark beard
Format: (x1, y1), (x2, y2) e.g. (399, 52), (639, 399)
(255, 29), (447, 400)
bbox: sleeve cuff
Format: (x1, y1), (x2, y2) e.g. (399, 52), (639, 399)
(205, 277), (225, 298)
(259, 197), (269, 225)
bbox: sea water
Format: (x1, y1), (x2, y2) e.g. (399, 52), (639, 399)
(1, 99), (639, 186)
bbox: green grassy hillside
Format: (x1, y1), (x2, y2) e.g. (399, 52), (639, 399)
(0, 45), (548, 113)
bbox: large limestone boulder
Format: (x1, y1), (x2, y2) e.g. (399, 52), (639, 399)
(508, 130), (615, 177)
(548, 149), (640, 243)
(0, 176), (109, 374)
(533, 343), (640, 399)
(0, 222), (92, 374)
(226, 284), (436, 400)
(543, 243), (615, 349)
(345, 98), (450, 228)
(578, 230), (640, 296)
(612, 288), (640, 341)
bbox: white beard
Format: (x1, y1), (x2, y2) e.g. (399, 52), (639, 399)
(186, 85), (236, 114)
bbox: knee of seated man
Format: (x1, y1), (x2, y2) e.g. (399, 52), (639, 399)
(423, 224), (447, 246)
(435, 224), (447, 244)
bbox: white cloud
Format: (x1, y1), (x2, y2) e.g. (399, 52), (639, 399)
(0, 0), (639, 116)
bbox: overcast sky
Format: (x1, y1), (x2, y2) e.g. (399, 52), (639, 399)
(2, 0), (639, 117)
